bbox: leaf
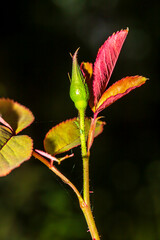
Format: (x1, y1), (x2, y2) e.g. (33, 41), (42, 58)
(44, 117), (105, 156)
(93, 29), (128, 106)
(80, 62), (94, 109)
(87, 116), (105, 152)
(0, 98), (35, 176)
(0, 135), (33, 176)
(0, 98), (35, 134)
(95, 76), (148, 113)
(80, 62), (93, 80)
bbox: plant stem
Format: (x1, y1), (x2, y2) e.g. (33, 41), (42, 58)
(79, 109), (89, 205)
(79, 109), (100, 240)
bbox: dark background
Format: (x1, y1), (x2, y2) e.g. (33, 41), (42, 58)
(0, 0), (160, 239)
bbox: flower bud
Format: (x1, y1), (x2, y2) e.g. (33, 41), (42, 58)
(70, 49), (89, 112)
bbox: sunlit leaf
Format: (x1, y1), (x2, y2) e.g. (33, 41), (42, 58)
(0, 135), (33, 176)
(80, 62), (94, 109)
(80, 62), (93, 80)
(0, 98), (35, 134)
(93, 29), (128, 106)
(0, 98), (34, 176)
(95, 76), (148, 113)
(44, 117), (105, 156)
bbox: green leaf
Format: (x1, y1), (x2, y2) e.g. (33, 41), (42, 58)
(44, 117), (105, 156)
(0, 135), (33, 176)
(0, 98), (35, 134)
(0, 98), (35, 176)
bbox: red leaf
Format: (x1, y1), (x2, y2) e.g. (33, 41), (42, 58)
(87, 116), (105, 152)
(93, 29), (128, 106)
(95, 76), (148, 114)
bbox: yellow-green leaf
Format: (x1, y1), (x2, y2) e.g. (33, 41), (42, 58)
(0, 135), (33, 176)
(44, 117), (105, 156)
(0, 98), (35, 134)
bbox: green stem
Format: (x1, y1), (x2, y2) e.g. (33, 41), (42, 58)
(79, 109), (100, 240)
(79, 109), (89, 205)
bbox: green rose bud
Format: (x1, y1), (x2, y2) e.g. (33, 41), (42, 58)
(70, 49), (89, 112)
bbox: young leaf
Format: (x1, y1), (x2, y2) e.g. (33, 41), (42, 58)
(80, 62), (94, 109)
(80, 62), (93, 80)
(93, 29), (128, 106)
(0, 135), (33, 176)
(44, 117), (105, 156)
(95, 76), (148, 113)
(0, 98), (35, 134)
(87, 116), (105, 152)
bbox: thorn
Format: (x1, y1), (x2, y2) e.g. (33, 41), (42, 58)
(49, 159), (54, 167)
(89, 191), (94, 194)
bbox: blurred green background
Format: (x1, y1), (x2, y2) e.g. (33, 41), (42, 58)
(0, 0), (160, 239)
